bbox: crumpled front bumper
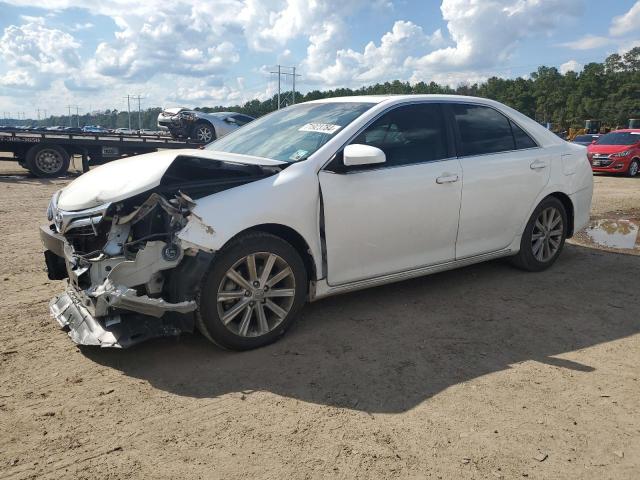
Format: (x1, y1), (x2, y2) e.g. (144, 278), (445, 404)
(40, 223), (202, 348)
(50, 287), (187, 348)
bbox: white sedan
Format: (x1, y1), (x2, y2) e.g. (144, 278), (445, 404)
(41, 95), (592, 349)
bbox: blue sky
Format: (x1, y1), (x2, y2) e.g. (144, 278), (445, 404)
(0, 0), (638, 119)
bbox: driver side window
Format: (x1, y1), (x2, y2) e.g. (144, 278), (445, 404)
(352, 103), (449, 168)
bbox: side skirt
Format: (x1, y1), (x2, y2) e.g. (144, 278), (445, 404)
(309, 248), (513, 301)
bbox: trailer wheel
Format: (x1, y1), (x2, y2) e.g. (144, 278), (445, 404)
(26, 145), (70, 177)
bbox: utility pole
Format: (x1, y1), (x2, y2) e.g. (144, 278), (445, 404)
(131, 95), (143, 130)
(76, 106), (80, 127)
(292, 66), (296, 104)
(270, 65), (301, 109)
(125, 95), (132, 130)
(66, 105), (73, 126)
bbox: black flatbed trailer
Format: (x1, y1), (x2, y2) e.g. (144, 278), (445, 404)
(0, 128), (205, 177)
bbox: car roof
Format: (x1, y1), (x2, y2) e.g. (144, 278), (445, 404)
(307, 94), (509, 106)
(608, 129), (640, 133)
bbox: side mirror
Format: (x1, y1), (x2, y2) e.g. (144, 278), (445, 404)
(224, 116), (237, 124)
(343, 144), (386, 167)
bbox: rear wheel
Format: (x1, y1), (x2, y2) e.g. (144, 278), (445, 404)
(510, 197), (567, 272)
(26, 145), (70, 177)
(197, 232), (307, 350)
(627, 159), (639, 177)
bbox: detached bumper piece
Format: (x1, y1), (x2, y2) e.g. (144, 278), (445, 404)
(50, 287), (195, 348)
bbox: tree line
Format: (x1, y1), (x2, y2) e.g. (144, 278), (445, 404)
(19, 48), (640, 131)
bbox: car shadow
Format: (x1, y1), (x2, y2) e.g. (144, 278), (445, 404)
(0, 172), (79, 185)
(84, 244), (640, 413)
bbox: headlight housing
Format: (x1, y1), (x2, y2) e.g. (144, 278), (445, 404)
(47, 190), (61, 221)
(610, 150), (630, 158)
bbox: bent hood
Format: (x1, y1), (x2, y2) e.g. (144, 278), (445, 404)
(57, 149), (285, 211)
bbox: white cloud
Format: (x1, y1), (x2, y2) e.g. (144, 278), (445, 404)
(559, 59), (583, 74)
(560, 34), (614, 50)
(71, 22), (94, 31)
(301, 0), (581, 89)
(0, 21), (81, 90)
(303, 20), (445, 86)
(610, 1), (640, 36)
(410, 0), (582, 71)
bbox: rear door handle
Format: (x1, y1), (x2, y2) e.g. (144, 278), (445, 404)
(530, 160), (547, 170)
(436, 174), (459, 184)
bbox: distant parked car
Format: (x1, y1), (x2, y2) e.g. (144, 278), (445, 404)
(114, 128), (136, 135)
(46, 126), (67, 131)
(587, 129), (640, 176)
(157, 108), (254, 143)
(64, 127), (83, 133)
(138, 129), (158, 136)
(82, 125), (109, 133)
(572, 134), (600, 146)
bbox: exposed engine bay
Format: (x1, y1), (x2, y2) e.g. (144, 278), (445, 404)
(41, 156), (283, 347)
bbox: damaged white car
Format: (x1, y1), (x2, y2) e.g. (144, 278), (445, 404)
(41, 95), (593, 350)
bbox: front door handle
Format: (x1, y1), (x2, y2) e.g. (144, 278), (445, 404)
(436, 174), (459, 184)
(530, 160), (548, 170)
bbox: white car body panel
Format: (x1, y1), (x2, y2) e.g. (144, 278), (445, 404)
(57, 149), (284, 211)
(177, 161), (325, 277)
(318, 158), (462, 285)
(455, 147), (553, 258)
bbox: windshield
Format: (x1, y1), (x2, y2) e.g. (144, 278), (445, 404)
(595, 131), (640, 146)
(207, 102), (374, 162)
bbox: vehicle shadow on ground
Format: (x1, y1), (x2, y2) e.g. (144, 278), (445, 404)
(0, 172), (78, 184)
(84, 244), (640, 413)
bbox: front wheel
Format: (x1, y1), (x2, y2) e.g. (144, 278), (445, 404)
(191, 122), (215, 144)
(510, 197), (568, 272)
(196, 232), (307, 350)
(627, 159), (639, 177)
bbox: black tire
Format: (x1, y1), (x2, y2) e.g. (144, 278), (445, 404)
(26, 144), (70, 177)
(627, 159), (639, 177)
(191, 122), (216, 144)
(510, 196), (568, 272)
(196, 232), (307, 350)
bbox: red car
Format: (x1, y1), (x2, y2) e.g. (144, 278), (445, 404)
(587, 129), (640, 177)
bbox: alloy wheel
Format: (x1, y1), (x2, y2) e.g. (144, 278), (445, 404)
(217, 252), (296, 337)
(531, 206), (563, 262)
(196, 126), (213, 143)
(630, 161), (639, 177)
(35, 149), (64, 174)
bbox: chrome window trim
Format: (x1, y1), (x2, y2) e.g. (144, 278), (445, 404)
(321, 100), (455, 172)
(448, 101), (541, 157)
(321, 99), (542, 173)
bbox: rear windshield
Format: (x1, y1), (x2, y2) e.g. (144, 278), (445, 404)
(595, 132), (640, 145)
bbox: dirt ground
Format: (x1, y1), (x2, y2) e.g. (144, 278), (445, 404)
(0, 161), (638, 480)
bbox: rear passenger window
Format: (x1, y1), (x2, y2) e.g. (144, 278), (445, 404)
(351, 103), (448, 168)
(511, 121), (537, 149)
(452, 104), (515, 156)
